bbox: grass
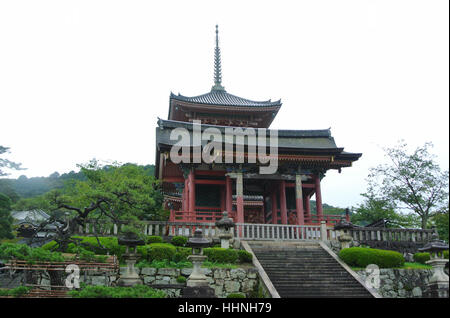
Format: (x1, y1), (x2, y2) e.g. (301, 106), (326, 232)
(351, 262), (432, 271)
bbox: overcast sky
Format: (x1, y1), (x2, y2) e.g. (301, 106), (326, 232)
(0, 0), (448, 208)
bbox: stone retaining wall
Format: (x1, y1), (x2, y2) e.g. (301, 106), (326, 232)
(356, 269), (433, 298)
(0, 267), (260, 298)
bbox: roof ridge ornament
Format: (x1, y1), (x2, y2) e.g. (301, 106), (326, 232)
(211, 25), (225, 92)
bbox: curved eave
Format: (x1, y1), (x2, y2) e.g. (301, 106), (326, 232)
(168, 92), (282, 120)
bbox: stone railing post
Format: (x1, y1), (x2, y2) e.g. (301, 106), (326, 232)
(320, 221), (327, 241)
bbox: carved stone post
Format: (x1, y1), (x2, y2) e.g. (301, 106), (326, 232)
(215, 211), (235, 249)
(419, 233), (449, 298)
(334, 216), (354, 250)
(183, 230), (216, 298)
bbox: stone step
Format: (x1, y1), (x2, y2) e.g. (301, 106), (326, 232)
(250, 243), (373, 298)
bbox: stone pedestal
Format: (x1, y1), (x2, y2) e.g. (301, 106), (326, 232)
(338, 231), (353, 249)
(117, 251), (142, 287)
(187, 254), (208, 287)
(423, 258), (449, 298)
(219, 233), (232, 249)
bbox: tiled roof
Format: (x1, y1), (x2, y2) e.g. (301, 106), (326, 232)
(170, 91), (281, 108)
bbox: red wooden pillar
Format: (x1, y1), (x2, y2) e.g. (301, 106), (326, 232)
(271, 187), (278, 224)
(315, 174), (323, 222)
(279, 180), (288, 225)
(236, 172), (244, 223)
(295, 174), (305, 225)
(225, 176), (232, 214)
(304, 193), (311, 223)
(188, 170), (195, 221)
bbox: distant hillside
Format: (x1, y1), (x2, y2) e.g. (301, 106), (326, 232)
(309, 200), (348, 216)
(0, 164), (155, 201)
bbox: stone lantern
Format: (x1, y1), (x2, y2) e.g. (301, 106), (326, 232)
(215, 211), (235, 249)
(334, 216), (354, 250)
(117, 233), (145, 287)
(183, 229), (216, 298)
(418, 232), (449, 298)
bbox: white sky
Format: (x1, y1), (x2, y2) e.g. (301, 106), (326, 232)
(0, 0), (448, 208)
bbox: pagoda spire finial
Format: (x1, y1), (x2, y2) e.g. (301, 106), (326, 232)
(212, 24), (225, 92)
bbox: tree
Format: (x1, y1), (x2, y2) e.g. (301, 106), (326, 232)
(367, 141), (449, 229)
(0, 193), (14, 239)
(351, 188), (419, 228)
(32, 160), (166, 250)
(0, 146), (24, 176)
(431, 209), (449, 242)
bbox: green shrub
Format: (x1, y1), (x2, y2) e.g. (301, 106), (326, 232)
(171, 236), (188, 247)
(413, 253), (431, 265)
(444, 250), (449, 259)
(238, 250), (253, 263)
(176, 276), (187, 284)
(42, 236), (125, 258)
(146, 236), (163, 244)
(68, 284), (166, 298)
(0, 286), (32, 297)
(0, 243), (64, 264)
(339, 247), (405, 268)
(204, 248), (238, 264)
(145, 243), (176, 262)
(173, 247), (191, 262)
(227, 293), (245, 298)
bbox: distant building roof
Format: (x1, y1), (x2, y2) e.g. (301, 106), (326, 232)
(11, 210), (51, 226)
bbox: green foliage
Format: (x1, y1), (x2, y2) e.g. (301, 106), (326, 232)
(366, 141), (449, 229)
(0, 286), (32, 297)
(413, 253), (431, 264)
(173, 247), (191, 262)
(176, 276), (187, 284)
(351, 190), (418, 228)
(433, 212), (449, 242)
(0, 193), (14, 239)
(339, 247), (405, 268)
(171, 236), (187, 247)
(0, 243), (65, 264)
(238, 250), (253, 263)
(145, 236), (163, 244)
(68, 284), (166, 298)
(203, 248), (238, 264)
(139, 243), (177, 262)
(136, 259), (192, 268)
(43, 236), (126, 258)
(227, 293), (245, 298)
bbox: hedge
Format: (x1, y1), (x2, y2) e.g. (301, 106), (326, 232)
(414, 250), (449, 264)
(339, 247), (405, 268)
(171, 236), (188, 247)
(413, 253), (431, 264)
(238, 250), (253, 263)
(146, 236), (163, 244)
(203, 248), (238, 264)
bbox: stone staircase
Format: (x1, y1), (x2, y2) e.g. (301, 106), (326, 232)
(248, 242), (374, 298)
